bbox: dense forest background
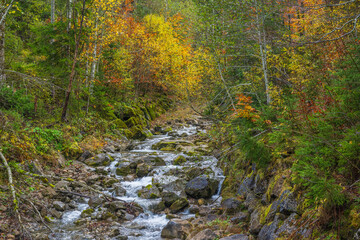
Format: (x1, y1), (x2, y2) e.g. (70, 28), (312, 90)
(0, 0), (359, 238)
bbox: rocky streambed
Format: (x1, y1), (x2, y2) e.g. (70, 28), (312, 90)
(32, 118), (229, 240)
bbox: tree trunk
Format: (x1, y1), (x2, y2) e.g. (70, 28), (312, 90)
(51, 0), (55, 24)
(61, 0), (86, 122)
(0, 20), (5, 83)
(67, 0), (73, 31)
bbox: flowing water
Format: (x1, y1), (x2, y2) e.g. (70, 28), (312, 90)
(49, 124), (225, 240)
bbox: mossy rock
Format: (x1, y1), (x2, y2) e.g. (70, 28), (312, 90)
(81, 208), (94, 218)
(174, 155), (187, 165)
(170, 197), (189, 214)
(130, 126), (148, 141)
(125, 117), (141, 128)
(113, 119), (127, 129)
(152, 141), (178, 150)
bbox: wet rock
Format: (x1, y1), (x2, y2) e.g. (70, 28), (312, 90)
(161, 219), (192, 239)
(174, 155), (187, 165)
(142, 156), (166, 166)
(84, 153), (113, 167)
(116, 161), (136, 176)
(162, 179), (187, 195)
(88, 196), (105, 208)
(151, 201), (166, 213)
(230, 212), (249, 224)
(221, 198), (242, 215)
(191, 228), (218, 240)
(112, 183), (127, 196)
(219, 234), (249, 240)
(162, 191), (181, 207)
(249, 210), (262, 235)
(94, 167), (108, 175)
(81, 208), (94, 218)
(105, 201), (127, 212)
(258, 215), (280, 240)
(53, 201), (66, 211)
(185, 167), (203, 180)
(78, 150), (93, 162)
(237, 173), (255, 198)
(138, 185), (160, 199)
(49, 208), (63, 219)
(136, 163), (151, 177)
(170, 197), (189, 213)
(102, 177), (119, 188)
(185, 177), (219, 199)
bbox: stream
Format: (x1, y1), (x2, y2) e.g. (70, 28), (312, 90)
(48, 124), (225, 240)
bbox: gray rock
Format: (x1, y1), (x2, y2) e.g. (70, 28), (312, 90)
(112, 183), (127, 196)
(230, 212), (249, 224)
(161, 219), (192, 239)
(275, 213), (297, 237)
(136, 163), (151, 177)
(258, 215), (280, 240)
(54, 180), (70, 191)
(162, 191), (181, 207)
(78, 150), (93, 162)
(249, 210), (262, 235)
(105, 201), (126, 212)
(142, 156), (166, 166)
(53, 201), (66, 211)
(86, 174), (103, 185)
(84, 153), (113, 167)
(237, 173), (255, 198)
(170, 198), (189, 214)
(185, 177), (219, 199)
(116, 161), (136, 176)
(265, 200), (280, 222)
(138, 185), (160, 199)
(191, 228), (218, 240)
(279, 190), (297, 215)
(221, 198), (242, 215)
(49, 208), (63, 219)
(88, 196), (105, 208)
(243, 192), (258, 213)
(219, 234), (249, 240)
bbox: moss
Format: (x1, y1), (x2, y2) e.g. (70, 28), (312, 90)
(164, 127), (173, 133)
(260, 204), (272, 224)
(44, 216), (54, 223)
(174, 155), (186, 165)
(113, 119), (127, 129)
(150, 193), (159, 199)
(145, 184), (152, 190)
(81, 208), (94, 215)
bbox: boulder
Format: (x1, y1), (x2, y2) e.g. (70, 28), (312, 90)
(219, 234), (249, 240)
(258, 215), (280, 240)
(112, 183), (127, 196)
(116, 161), (136, 176)
(136, 163), (151, 177)
(138, 185), (160, 199)
(278, 190), (297, 215)
(88, 196), (105, 208)
(230, 212), (249, 224)
(170, 198), (189, 214)
(191, 228), (218, 240)
(237, 173), (255, 198)
(275, 213), (297, 237)
(161, 219), (192, 239)
(243, 193), (258, 213)
(142, 156), (166, 166)
(162, 191), (181, 207)
(174, 155), (187, 165)
(221, 198), (242, 215)
(105, 201), (127, 212)
(53, 201), (66, 212)
(84, 153), (113, 167)
(249, 210), (262, 235)
(78, 150), (93, 162)
(49, 208), (63, 219)
(185, 177), (219, 199)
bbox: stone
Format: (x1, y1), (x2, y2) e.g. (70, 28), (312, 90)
(95, 167), (109, 175)
(191, 228), (218, 240)
(170, 198), (189, 214)
(138, 185), (160, 199)
(53, 201), (66, 211)
(80, 208), (94, 218)
(221, 198), (242, 215)
(275, 213), (297, 237)
(161, 219), (192, 239)
(54, 180), (70, 191)
(230, 212), (249, 224)
(86, 174), (103, 185)
(78, 150), (93, 162)
(49, 208), (63, 219)
(173, 155), (187, 165)
(151, 201), (166, 213)
(258, 215), (280, 240)
(88, 196), (105, 208)
(162, 191), (181, 207)
(249, 210), (262, 235)
(84, 153), (113, 167)
(237, 173), (255, 198)
(270, 177), (284, 199)
(278, 190), (297, 215)
(136, 163), (151, 177)
(265, 201), (280, 222)
(219, 234), (249, 240)
(142, 156), (166, 166)
(185, 177), (219, 199)
(102, 177), (119, 188)
(105, 201), (127, 212)
(116, 162), (136, 176)
(243, 193), (258, 213)
(112, 183), (127, 196)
